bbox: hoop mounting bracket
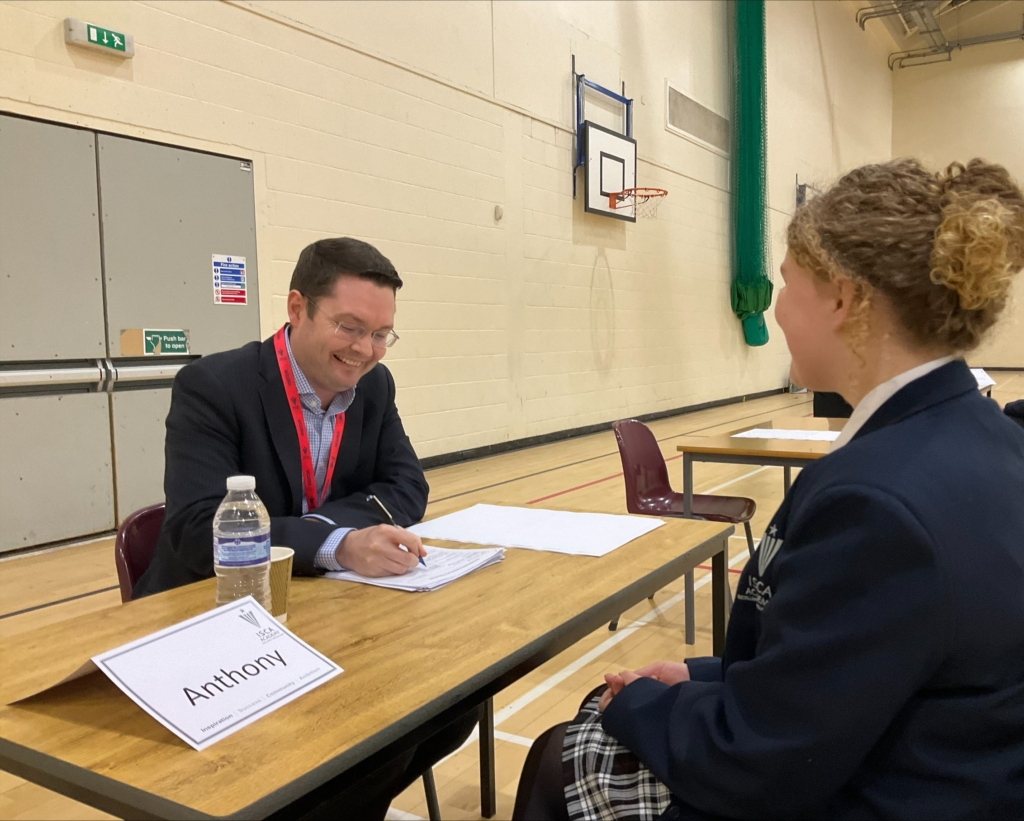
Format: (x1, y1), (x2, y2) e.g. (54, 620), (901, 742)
(572, 55), (633, 198)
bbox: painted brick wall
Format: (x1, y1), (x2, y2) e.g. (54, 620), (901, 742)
(892, 1), (1024, 368)
(0, 0), (894, 457)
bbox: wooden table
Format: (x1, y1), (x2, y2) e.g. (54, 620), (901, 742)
(0, 517), (732, 820)
(676, 416), (847, 515)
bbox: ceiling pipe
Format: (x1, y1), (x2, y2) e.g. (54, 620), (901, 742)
(906, 4), (949, 48)
(887, 21), (1024, 68)
(857, 2), (1023, 69)
(858, 2), (909, 30)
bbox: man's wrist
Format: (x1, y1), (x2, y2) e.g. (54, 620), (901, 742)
(334, 530), (351, 567)
(313, 527), (352, 572)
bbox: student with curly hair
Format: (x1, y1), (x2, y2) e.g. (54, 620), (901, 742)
(513, 158), (1024, 821)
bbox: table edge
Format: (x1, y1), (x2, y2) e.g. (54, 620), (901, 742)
(0, 523), (734, 820)
(675, 443), (827, 461)
(0, 737), (200, 820)
(238, 523), (733, 819)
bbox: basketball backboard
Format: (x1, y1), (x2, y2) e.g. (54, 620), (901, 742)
(583, 121), (637, 222)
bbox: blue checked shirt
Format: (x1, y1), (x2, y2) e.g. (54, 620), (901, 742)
(284, 328), (356, 571)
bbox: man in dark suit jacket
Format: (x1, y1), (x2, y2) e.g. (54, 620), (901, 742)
(136, 238), (429, 597)
(136, 237), (475, 821)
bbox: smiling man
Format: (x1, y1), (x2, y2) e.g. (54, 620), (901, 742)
(135, 237), (430, 597)
(135, 240), (478, 820)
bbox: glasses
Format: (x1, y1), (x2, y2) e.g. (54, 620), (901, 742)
(307, 298), (400, 349)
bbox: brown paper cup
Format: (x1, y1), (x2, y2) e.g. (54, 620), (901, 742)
(269, 547), (294, 623)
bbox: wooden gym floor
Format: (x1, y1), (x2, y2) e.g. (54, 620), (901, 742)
(1, 371), (1022, 820)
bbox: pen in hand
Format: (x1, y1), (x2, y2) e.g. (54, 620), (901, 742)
(367, 494), (426, 567)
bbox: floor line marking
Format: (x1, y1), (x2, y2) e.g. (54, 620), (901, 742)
(0, 585), (120, 621)
(427, 398), (810, 505)
(699, 466), (770, 494)
(385, 808), (426, 821)
(0, 532), (115, 563)
(526, 460), (774, 507)
(494, 729), (536, 748)
(527, 472), (622, 504)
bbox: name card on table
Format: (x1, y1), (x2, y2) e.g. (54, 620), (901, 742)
(34, 597), (342, 751)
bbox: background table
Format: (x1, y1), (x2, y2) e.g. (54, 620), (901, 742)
(0, 517), (732, 820)
(676, 416), (846, 515)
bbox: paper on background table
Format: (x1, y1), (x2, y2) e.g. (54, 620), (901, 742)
(88, 597), (341, 751)
(326, 545), (504, 591)
(409, 504), (665, 558)
(971, 368), (995, 390)
(731, 428), (841, 442)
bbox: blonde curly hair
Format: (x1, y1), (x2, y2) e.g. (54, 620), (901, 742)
(787, 158), (1024, 352)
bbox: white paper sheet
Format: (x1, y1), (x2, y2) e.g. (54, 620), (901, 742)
(325, 545), (504, 591)
(971, 368), (996, 390)
(90, 598), (341, 751)
(731, 428), (841, 441)
(409, 504), (664, 558)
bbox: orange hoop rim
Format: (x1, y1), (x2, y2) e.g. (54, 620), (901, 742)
(608, 187), (669, 208)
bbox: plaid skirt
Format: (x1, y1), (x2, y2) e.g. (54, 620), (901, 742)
(562, 694), (672, 821)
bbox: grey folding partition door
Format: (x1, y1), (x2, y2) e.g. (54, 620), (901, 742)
(0, 114), (260, 553)
(0, 116), (114, 551)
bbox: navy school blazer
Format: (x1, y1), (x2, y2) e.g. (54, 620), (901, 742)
(603, 360), (1024, 819)
(134, 336), (428, 598)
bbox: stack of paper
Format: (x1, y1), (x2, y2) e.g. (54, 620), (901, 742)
(731, 428), (841, 441)
(325, 545), (504, 592)
(409, 504), (664, 557)
(971, 368), (995, 391)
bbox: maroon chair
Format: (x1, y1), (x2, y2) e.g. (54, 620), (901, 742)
(611, 419), (758, 643)
(114, 503), (165, 603)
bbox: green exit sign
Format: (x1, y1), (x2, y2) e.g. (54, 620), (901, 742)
(144, 330), (189, 356)
(87, 24), (126, 52)
(64, 18), (135, 58)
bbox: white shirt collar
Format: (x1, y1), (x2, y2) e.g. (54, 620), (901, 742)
(829, 356), (954, 453)
(284, 325), (355, 417)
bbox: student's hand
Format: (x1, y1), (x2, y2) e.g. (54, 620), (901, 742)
(597, 670), (640, 712)
(335, 525), (426, 576)
(633, 660), (691, 685)
(596, 661), (691, 712)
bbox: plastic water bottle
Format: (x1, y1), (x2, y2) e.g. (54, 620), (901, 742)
(213, 475), (271, 609)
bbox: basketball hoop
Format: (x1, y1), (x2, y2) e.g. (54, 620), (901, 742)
(608, 187), (668, 219)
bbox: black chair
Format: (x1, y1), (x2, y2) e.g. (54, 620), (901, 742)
(813, 391), (853, 418)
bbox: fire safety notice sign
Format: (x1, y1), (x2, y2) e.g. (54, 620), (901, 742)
(213, 255), (247, 305)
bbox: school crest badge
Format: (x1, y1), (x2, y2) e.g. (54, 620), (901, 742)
(758, 524), (784, 576)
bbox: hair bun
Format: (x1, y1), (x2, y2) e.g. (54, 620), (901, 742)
(939, 161), (966, 195)
(787, 157), (1023, 353)
(931, 197), (1017, 310)
(931, 160), (1024, 311)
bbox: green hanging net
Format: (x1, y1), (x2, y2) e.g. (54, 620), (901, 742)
(731, 0), (773, 347)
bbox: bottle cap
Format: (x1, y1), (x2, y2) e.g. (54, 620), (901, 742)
(226, 475), (256, 491)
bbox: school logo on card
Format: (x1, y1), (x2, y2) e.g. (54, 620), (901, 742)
(239, 609), (261, 628)
(239, 608), (281, 643)
(758, 525), (784, 576)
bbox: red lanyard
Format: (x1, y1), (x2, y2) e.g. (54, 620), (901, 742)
(273, 326), (346, 513)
